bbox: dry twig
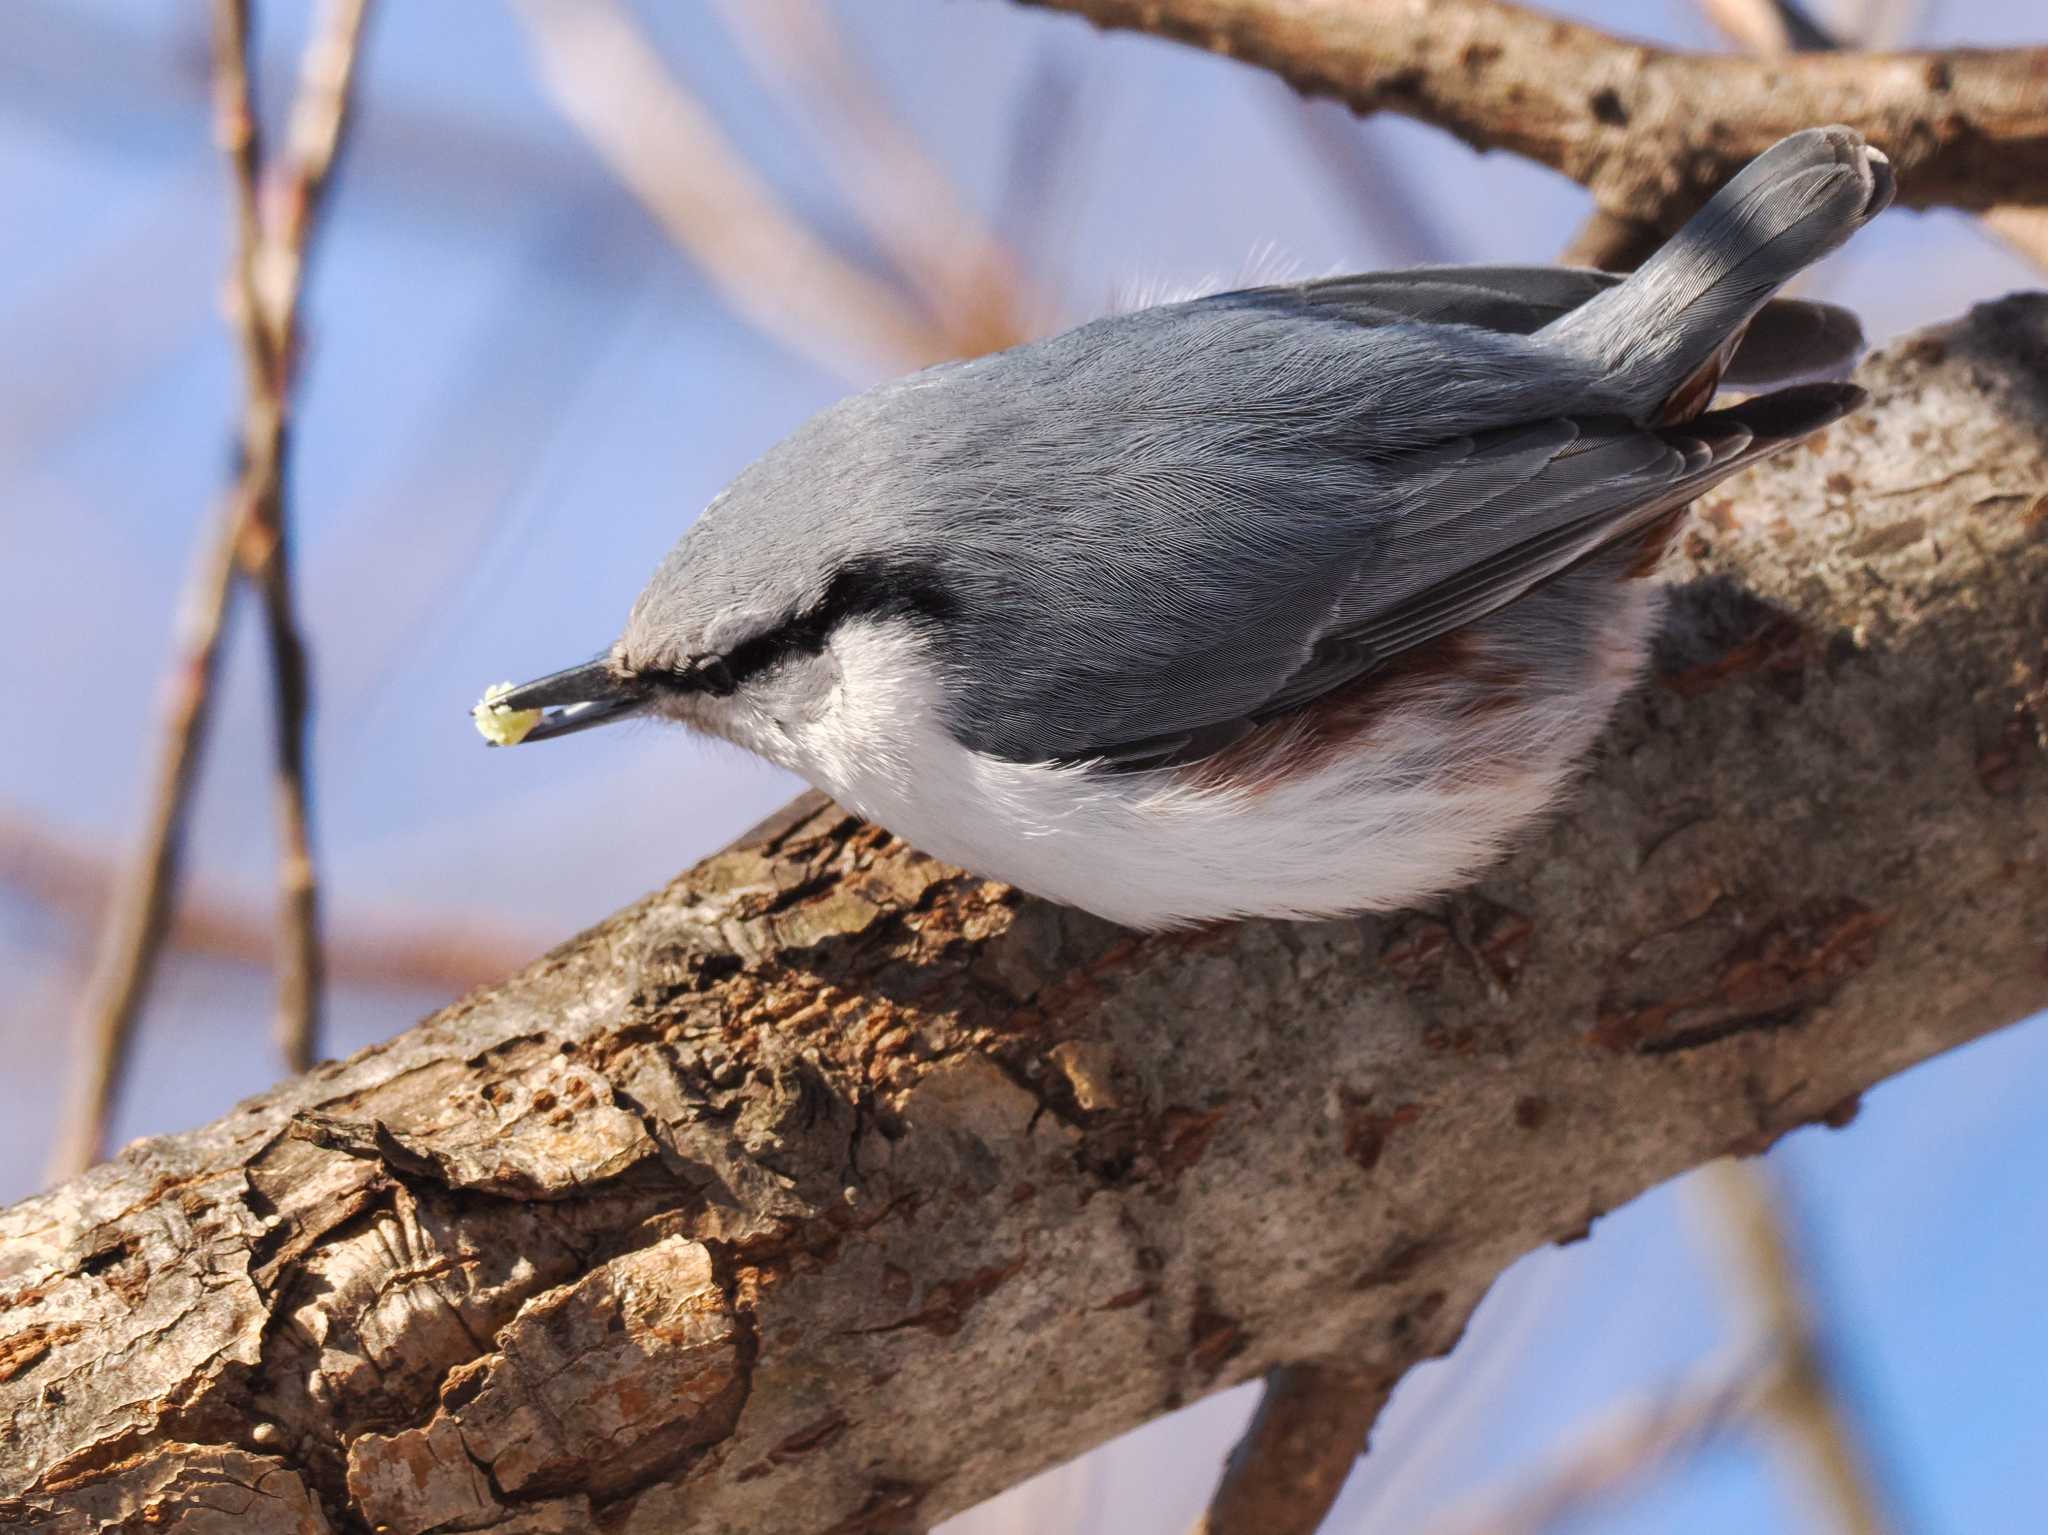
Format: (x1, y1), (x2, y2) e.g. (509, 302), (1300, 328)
(512, 0), (959, 380)
(51, 0), (373, 1182)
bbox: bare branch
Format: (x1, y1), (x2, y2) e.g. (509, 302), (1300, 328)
(511, 0), (961, 380)
(49, 0), (374, 1181)
(1016, 0), (2048, 233)
(8, 302), (2044, 1535)
(1193, 1363), (1389, 1535)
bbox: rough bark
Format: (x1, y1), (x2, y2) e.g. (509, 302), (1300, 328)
(4, 302), (2046, 1533)
(1018, 0), (2048, 238)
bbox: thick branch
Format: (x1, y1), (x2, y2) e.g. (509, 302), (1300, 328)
(1018, 0), (2048, 233)
(4, 303), (2046, 1533)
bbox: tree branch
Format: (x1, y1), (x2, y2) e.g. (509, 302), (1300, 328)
(49, 0), (372, 1183)
(6, 302), (2044, 1531)
(1016, 0), (2048, 236)
(510, 0), (963, 380)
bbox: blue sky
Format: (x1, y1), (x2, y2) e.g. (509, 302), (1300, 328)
(1, 3), (2042, 1530)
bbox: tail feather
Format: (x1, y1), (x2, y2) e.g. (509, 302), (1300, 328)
(1540, 127), (1894, 418)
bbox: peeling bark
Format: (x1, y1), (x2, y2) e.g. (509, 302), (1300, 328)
(4, 303), (2047, 1532)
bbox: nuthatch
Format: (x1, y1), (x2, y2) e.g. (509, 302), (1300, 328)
(483, 127), (1893, 928)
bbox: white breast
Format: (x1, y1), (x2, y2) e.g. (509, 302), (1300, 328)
(696, 610), (1655, 930)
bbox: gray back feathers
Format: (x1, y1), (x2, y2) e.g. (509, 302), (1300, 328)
(623, 127), (1892, 768)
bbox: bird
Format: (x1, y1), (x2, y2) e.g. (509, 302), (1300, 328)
(479, 126), (1894, 930)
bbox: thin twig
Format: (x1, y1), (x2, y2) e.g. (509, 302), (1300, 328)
(1192, 1363), (1390, 1535)
(215, 0), (312, 1079)
(512, 0), (957, 381)
(216, 0), (373, 1077)
(1423, 1351), (1762, 1535)
(708, 0), (1037, 355)
(50, 0), (373, 1182)
(1692, 1160), (1904, 1535)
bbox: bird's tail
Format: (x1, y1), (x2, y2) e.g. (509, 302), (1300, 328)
(1539, 126), (1894, 420)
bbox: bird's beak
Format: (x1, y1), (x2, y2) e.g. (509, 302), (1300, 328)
(486, 657), (653, 744)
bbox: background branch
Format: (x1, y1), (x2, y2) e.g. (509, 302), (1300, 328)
(6, 301), (2043, 1535)
(708, 0), (1038, 355)
(1692, 1161), (1904, 1535)
(511, 0), (964, 380)
(1, 816), (546, 994)
(48, 0), (372, 1182)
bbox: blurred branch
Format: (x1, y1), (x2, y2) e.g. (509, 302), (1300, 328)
(709, 0), (1037, 355)
(2, 815), (544, 994)
(1193, 1363), (1389, 1535)
(1281, 96), (1459, 267)
(1425, 1352), (1760, 1535)
(50, 0), (373, 1183)
(512, 0), (961, 380)
(1018, 0), (2048, 237)
(993, 41), (1087, 282)
(1693, 1160), (1904, 1535)
(1427, 1159), (1905, 1535)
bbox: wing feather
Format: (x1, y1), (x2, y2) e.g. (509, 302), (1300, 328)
(1070, 385), (1858, 773)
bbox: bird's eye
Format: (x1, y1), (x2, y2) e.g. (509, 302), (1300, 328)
(695, 656), (736, 697)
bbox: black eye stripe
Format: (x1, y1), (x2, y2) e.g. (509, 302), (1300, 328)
(665, 555), (954, 695)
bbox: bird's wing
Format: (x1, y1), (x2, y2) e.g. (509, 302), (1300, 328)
(1062, 383), (1859, 773)
(1212, 268), (1863, 387)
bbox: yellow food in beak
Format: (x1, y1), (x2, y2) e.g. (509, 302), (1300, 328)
(473, 681), (543, 746)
